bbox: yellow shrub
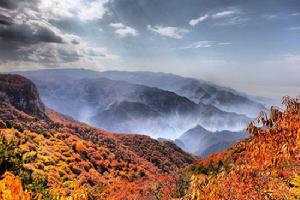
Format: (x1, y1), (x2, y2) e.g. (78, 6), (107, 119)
(0, 172), (31, 200)
(289, 175), (300, 198)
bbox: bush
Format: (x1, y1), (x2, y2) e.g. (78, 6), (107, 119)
(0, 172), (31, 200)
(74, 141), (85, 153)
(174, 173), (190, 198)
(0, 136), (23, 175)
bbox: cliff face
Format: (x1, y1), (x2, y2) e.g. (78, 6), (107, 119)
(0, 74), (46, 118)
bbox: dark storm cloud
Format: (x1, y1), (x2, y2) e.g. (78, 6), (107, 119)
(0, 0), (19, 10)
(0, 22), (66, 65)
(0, 14), (13, 26)
(0, 0), (64, 58)
(0, 0), (118, 67)
(0, 24), (64, 44)
(0, 0), (39, 10)
(0, 0), (65, 64)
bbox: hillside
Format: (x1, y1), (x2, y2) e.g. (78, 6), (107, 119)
(117, 134), (196, 173)
(0, 74), (195, 199)
(174, 96), (300, 199)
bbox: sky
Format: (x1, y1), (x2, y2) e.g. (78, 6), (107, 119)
(0, 0), (299, 99)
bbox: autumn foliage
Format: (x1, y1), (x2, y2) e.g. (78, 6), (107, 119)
(178, 96), (300, 199)
(0, 74), (195, 199)
(74, 141), (86, 153)
(0, 172), (30, 200)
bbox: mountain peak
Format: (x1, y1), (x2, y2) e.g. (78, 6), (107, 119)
(191, 124), (210, 133)
(182, 125), (212, 138)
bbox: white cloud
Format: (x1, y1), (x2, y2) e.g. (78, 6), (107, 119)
(189, 14), (209, 26)
(289, 26), (300, 30)
(177, 41), (231, 49)
(38, 0), (74, 19)
(211, 8), (241, 19)
(147, 25), (189, 39)
(78, 0), (108, 21)
(184, 41), (214, 48)
(189, 8), (245, 27)
(110, 23), (138, 37)
(38, 0), (109, 21)
(110, 23), (125, 28)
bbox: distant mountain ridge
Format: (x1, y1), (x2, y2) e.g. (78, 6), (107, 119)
(178, 125), (248, 157)
(18, 70), (250, 139)
(18, 68), (266, 118)
(96, 70), (267, 118)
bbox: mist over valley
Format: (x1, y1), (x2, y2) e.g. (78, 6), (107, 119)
(17, 68), (266, 156)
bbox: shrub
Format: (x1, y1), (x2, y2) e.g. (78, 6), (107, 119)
(0, 172), (31, 200)
(173, 173), (190, 198)
(289, 175), (300, 198)
(74, 141), (85, 153)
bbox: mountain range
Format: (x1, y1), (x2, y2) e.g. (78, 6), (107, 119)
(19, 68), (267, 118)
(16, 68), (266, 155)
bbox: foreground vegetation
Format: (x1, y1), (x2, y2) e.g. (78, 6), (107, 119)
(176, 96), (300, 199)
(0, 103), (179, 199)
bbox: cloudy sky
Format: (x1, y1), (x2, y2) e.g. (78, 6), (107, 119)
(0, 0), (299, 99)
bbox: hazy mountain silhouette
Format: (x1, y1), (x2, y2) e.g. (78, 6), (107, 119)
(178, 125), (248, 156)
(18, 71), (249, 139)
(19, 68), (266, 118)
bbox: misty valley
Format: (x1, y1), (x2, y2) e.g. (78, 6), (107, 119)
(19, 69), (263, 156)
